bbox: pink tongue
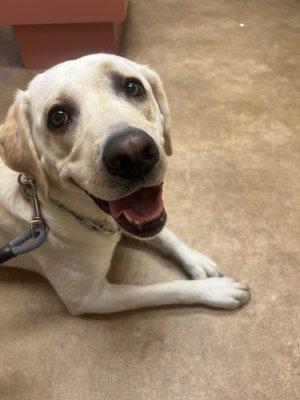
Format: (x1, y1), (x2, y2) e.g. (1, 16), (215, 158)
(109, 185), (163, 222)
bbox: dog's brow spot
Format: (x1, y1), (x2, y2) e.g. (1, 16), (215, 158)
(53, 93), (75, 106)
(100, 61), (114, 74)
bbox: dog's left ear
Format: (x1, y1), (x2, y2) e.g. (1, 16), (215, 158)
(0, 90), (48, 196)
(140, 66), (172, 156)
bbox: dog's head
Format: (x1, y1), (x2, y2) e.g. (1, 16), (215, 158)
(0, 54), (172, 238)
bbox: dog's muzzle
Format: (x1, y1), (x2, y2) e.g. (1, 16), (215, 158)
(74, 128), (166, 238)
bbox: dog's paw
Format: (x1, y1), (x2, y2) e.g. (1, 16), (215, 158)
(198, 277), (251, 310)
(182, 249), (223, 279)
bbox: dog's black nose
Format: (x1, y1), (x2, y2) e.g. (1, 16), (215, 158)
(103, 128), (159, 180)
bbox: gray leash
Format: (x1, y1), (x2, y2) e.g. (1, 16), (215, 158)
(0, 175), (48, 265)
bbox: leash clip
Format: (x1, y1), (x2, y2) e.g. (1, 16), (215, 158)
(0, 175), (49, 265)
(18, 174), (47, 235)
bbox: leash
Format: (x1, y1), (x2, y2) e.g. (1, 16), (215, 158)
(0, 174), (48, 265)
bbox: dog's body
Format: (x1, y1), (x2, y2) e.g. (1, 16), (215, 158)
(0, 54), (250, 314)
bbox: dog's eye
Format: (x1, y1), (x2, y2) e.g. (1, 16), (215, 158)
(48, 107), (71, 130)
(123, 79), (144, 97)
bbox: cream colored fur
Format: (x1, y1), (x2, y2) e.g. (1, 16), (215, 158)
(0, 54), (250, 314)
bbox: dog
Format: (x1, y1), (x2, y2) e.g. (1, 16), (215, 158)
(0, 54), (250, 314)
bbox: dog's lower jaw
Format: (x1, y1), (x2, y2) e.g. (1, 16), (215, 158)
(115, 208), (166, 238)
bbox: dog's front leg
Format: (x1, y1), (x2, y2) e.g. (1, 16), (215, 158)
(41, 252), (249, 314)
(39, 234), (249, 315)
(46, 274), (250, 314)
(145, 227), (223, 279)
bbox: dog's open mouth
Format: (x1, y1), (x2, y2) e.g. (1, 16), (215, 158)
(86, 185), (166, 238)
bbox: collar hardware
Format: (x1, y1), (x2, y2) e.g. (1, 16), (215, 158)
(18, 174), (47, 234)
(0, 174), (48, 265)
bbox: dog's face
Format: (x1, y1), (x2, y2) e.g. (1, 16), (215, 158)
(0, 54), (172, 238)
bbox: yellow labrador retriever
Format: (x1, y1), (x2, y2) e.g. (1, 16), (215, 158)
(0, 54), (250, 314)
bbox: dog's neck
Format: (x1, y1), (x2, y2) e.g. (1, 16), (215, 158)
(1, 166), (120, 245)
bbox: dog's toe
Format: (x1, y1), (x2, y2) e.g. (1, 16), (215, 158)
(183, 250), (223, 280)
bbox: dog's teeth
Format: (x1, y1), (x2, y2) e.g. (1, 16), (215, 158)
(124, 212), (139, 225)
(134, 220), (143, 226)
(124, 212), (133, 222)
(124, 212), (141, 225)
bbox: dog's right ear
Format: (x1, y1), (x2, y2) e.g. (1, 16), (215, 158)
(0, 91), (48, 196)
(140, 66), (173, 156)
